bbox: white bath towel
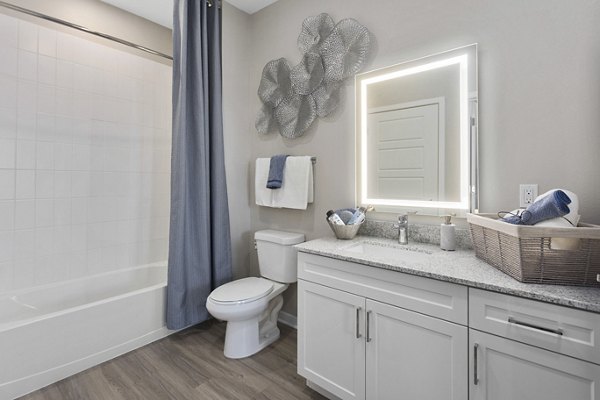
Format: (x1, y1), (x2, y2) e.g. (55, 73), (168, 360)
(255, 156), (314, 209)
(255, 158), (273, 207)
(272, 156), (313, 209)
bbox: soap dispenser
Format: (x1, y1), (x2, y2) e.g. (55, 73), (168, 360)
(440, 215), (456, 251)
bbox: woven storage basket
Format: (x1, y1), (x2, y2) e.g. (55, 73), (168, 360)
(467, 213), (600, 287)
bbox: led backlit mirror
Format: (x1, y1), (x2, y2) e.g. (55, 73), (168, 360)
(356, 44), (478, 215)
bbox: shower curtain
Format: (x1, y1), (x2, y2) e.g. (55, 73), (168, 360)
(167, 0), (232, 330)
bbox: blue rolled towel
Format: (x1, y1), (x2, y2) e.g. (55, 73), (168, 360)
(504, 190), (571, 225)
(266, 154), (289, 189)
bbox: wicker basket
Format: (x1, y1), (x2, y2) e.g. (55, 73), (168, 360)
(467, 213), (600, 287)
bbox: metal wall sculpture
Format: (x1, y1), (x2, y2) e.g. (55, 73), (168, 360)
(256, 14), (372, 138)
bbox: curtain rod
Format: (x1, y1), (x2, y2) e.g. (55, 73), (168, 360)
(0, 0), (173, 61)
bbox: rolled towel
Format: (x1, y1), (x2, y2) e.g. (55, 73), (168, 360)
(536, 189), (579, 226)
(266, 154), (289, 189)
(503, 190), (571, 225)
(535, 218), (581, 250)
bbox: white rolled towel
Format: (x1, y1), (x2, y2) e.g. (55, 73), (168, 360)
(535, 218), (581, 251)
(535, 189), (580, 226)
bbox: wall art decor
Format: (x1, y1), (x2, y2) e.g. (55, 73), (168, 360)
(256, 13), (372, 138)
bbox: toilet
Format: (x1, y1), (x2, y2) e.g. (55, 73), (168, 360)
(206, 229), (305, 359)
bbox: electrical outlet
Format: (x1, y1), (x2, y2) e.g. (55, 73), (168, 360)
(519, 184), (538, 208)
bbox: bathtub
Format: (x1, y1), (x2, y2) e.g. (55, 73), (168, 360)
(0, 264), (171, 399)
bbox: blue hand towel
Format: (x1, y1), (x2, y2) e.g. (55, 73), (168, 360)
(504, 190), (571, 225)
(266, 154), (289, 189)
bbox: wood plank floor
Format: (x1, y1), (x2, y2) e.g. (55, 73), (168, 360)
(20, 320), (327, 400)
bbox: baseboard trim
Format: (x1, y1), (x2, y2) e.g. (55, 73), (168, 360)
(278, 311), (297, 329)
(307, 380), (341, 400)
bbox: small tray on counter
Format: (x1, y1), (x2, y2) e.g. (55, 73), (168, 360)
(327, 219), (364, 240)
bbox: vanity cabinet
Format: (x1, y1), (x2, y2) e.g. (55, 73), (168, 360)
(469, 288), (600, 400)
(297, 250), (600, 400)
(297, 253), (468, 400)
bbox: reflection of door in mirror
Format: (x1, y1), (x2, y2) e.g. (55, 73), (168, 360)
(367, 100), (443, 202)
(366, 63), (460, 204)
(356, 44), (477, 214)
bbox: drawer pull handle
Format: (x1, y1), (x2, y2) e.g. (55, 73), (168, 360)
(473, 343), (479, 385)
(508, 317), (564, 336)
(366, 310), (372, 343)
(356, 307), (362, 339)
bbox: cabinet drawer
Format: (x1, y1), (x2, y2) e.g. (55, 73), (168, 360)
(469, 288), (600, 364)
(298, 252), (468, 325)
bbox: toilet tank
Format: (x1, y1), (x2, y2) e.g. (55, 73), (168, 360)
(254, 230), (305, 283)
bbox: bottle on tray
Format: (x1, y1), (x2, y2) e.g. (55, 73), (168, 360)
(326, 206), (372, 226)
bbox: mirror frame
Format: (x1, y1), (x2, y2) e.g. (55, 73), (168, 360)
(355, 44), (478, 214)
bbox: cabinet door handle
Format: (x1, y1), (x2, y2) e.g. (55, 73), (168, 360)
(366, 310), (372, 343)
(473, 343), (479, 385)
(356, 307), (362, 339)
(508, 317), (564, 336)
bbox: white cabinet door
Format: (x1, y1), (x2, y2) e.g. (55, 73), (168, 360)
(470, 329), (600, 400)
(297, 280), (366, 400)
(365, 299), (468, 400)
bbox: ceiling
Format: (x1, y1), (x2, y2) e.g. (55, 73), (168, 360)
(100, 0), (174, 28)
(226, 0), (279, 14)
(100, 0), (280, 29)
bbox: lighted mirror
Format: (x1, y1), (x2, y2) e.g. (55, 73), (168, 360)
(356, 44), (478, 215)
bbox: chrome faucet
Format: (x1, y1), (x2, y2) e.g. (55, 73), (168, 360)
(397, 214), (409, 245)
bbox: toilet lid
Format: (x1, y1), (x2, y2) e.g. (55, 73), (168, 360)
(209, 277), (274, 304)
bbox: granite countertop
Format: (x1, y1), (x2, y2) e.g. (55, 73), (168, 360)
(295, 236), (600, 314)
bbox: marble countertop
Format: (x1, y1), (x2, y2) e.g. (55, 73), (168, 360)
(296, 236), (600, 314)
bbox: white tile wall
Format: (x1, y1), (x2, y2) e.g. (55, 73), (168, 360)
(0, 13), (172, 293)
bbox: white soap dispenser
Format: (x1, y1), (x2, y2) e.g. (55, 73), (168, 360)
(440, 215), (456, 251)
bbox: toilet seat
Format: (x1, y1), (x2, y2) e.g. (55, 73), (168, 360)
(209, 277), (273, 305)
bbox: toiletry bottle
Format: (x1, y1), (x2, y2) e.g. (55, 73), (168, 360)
(347, 206), (367, 225)
(440, 215), (456, 251)
(326, 210), (346, 226)
(336, 208), (357, 224)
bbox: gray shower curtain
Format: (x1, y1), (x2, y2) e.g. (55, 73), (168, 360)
(167, 0), (232, 330)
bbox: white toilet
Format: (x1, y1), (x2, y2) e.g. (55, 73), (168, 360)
(206, 229), (304, 359)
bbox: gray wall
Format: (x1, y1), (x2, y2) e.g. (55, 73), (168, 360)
(11, 0), (599, 318)
(222, 0), (600, 316)
(222, 2), (254, 279)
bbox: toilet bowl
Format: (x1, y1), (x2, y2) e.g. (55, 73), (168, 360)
(206, 230), (304, 359)
(206, 277), (288, 358)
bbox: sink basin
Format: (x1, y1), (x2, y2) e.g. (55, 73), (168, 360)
(342, 240), (433, 262)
